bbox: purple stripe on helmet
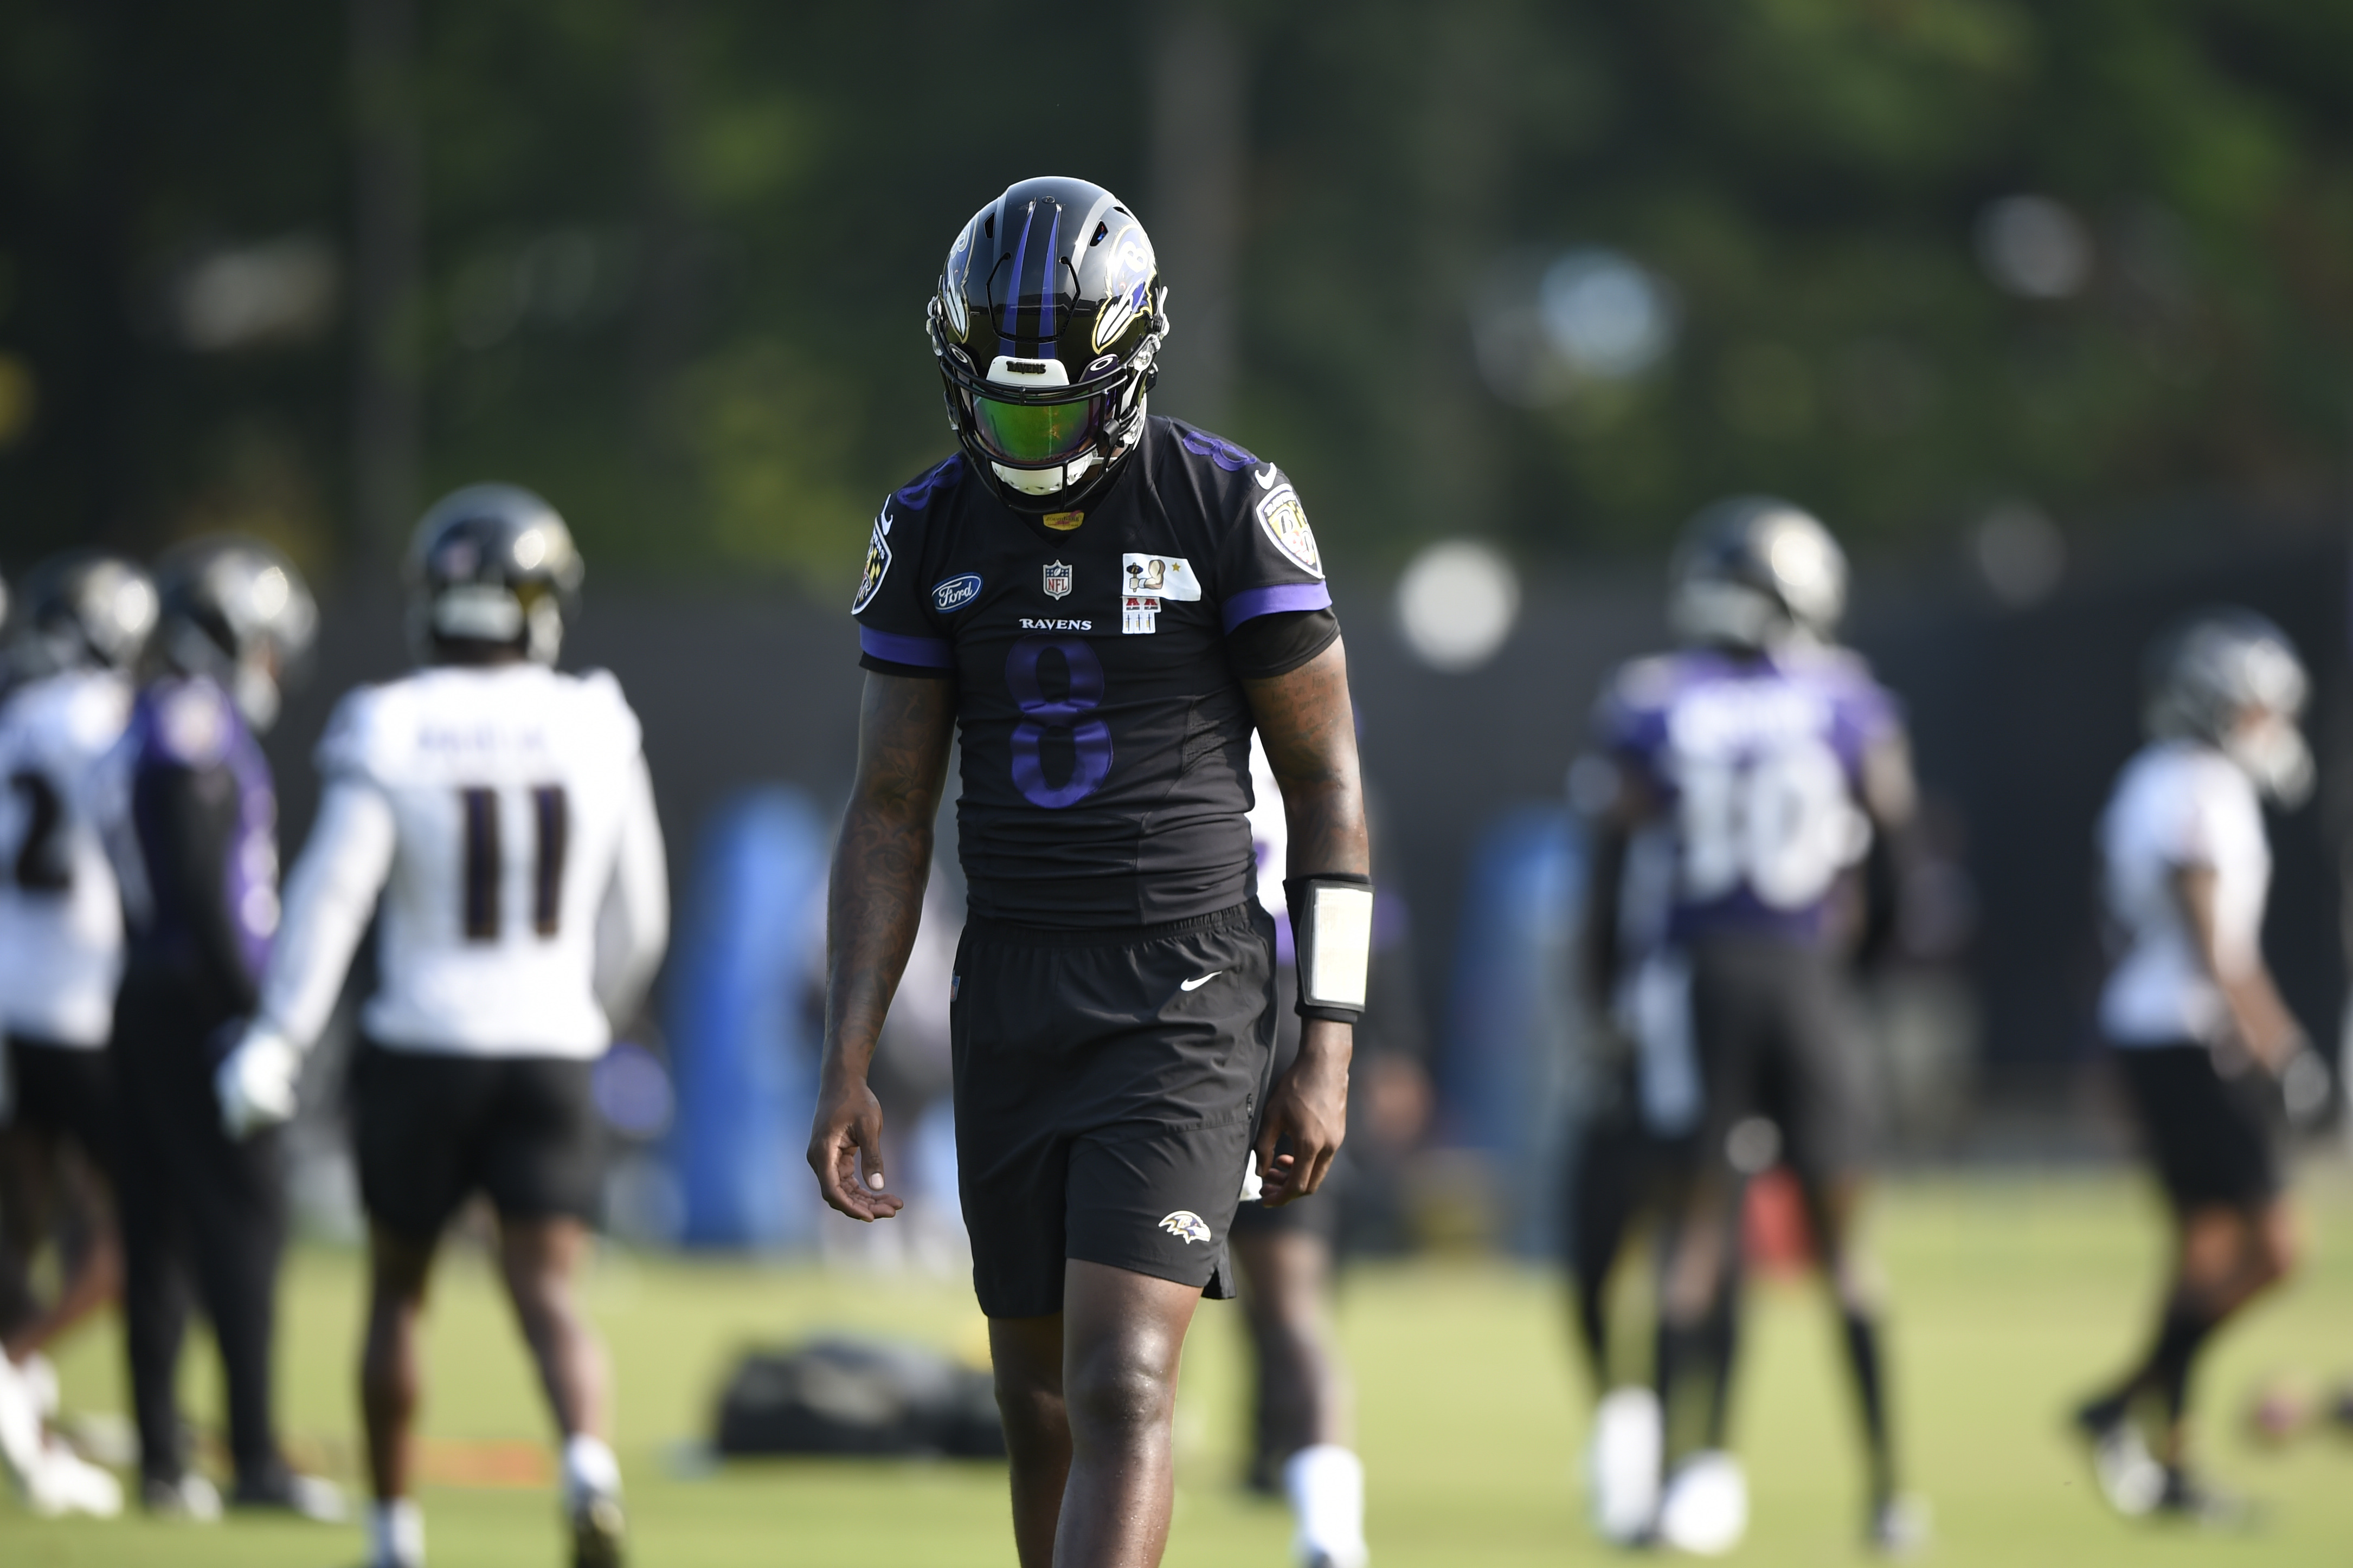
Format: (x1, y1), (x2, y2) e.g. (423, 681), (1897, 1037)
(1038, 205), (1061, 340)
(860, 626), (955, 668)
(1006, 201), (1035, 339)
(1221, 582), (1333, 633)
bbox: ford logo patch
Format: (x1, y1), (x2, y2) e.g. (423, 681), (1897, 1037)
(932, 573), (982, 611)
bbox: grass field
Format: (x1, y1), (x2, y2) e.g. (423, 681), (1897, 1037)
(5, 1167), (2353, 1565)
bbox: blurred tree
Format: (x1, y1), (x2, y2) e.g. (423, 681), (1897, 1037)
(0, 0), (2346, 585)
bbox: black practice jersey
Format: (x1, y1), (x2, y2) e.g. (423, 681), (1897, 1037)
(854, 416), (1336, 928)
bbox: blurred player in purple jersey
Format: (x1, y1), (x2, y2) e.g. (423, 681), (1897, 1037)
(97, 539), (340, 1522)
(1583, 498), (1922, 1553)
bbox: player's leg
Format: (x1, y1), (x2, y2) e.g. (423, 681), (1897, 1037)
(1056, 1259), (1203, 1568)
(178, 1109), (304, 1506)
(0, 1042), (123, 1367)
(2079, 1045), (2293, 1515)
(987, 1311), (1071, 1568)
(351, 1041), (481, 1567)
(497, 1211), (623, 1563)
(361, 1222), (436, 1565)
(1233, 1223), (1365, 1568)
(112, 1018), (209, 1512)
(482, 1055), (623, 1564)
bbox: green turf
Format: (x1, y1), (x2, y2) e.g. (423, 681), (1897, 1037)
(5, 1167), (2353, 1565)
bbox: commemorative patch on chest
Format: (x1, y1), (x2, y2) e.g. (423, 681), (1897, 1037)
(1120, 553), (1201, 601)
(1123, 596), (1159, 635)
(1255, 485), (1322, 578)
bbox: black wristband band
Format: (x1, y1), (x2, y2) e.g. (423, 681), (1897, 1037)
(1285, 871), (1373, 1024)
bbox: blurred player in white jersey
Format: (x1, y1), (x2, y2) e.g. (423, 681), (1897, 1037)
(0, 552), (152, 1519)
(1585, 499), (1921, 1553)
(2073, 610), (2316, 1523)
(100, 538), (338, 1521)
(216, 486), (667, 1568)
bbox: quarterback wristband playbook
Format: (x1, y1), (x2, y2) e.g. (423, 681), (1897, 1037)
(1285, 874), (1374, 1023)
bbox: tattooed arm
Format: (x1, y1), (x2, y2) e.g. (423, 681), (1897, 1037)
(808, 672), (956, 1221)
(1242, 636), (1371, 1204)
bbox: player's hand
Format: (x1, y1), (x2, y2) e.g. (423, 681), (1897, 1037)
(1255, 1019), (1351, 1206)
(808, 1071), (903, 1222)
(216, 1027), (301, 1140)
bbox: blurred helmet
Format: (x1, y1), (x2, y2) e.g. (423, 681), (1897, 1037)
(2144, 607), (2311, 804)
(927, 175), (1168, 514)
(407, 483), (582, 666)
(153, 536), (319, 733)
(1667, 497), (1847, 653)
(10, 551), (158, 677)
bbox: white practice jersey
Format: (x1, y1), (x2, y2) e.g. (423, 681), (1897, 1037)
(0, 670), (134, 1047)
(1246, 732), (1287, 924)
(2098, 739), (2269, 1047)
(258, 663), (668, 1059)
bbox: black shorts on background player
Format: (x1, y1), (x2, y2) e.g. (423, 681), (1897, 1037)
(1687, 936), (1875, 1182)
(2114, 1043), (2284, 1211)
(3, 1037), (117, 1169)
(352, 1043), (604, 1243)
(953, 903), (1276, 1319)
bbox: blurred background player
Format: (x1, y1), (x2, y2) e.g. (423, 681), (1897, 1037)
(0, 552), (157, 1520)
(2073, 609), (2320, 1524)
(1589, 498), (1921, 1553)
(97, 537), (337, 1521)
(215, 486), (668, 1568)
(1232, 733), (1366, 1568)
(1565, 773), (1733, 1545)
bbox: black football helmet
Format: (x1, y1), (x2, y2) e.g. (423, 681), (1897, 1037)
(1667, 496), (1847, 652)
(927, 175), (1168, 514)
(10, 550), (158, 677)
(2144, 607), (2311, 804)
(152, 536), (319, 732)
(407, 483), (582, 665)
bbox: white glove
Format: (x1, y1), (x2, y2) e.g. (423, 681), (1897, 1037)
(216, 1027), (302, 1140)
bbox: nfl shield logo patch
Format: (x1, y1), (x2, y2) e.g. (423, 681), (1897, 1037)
(1042, 561), (1073, 599)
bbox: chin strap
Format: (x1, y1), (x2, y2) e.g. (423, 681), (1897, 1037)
(1284, 873), (1374, 1023)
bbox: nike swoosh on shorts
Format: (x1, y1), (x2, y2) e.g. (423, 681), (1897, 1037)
(1180, 972), (1223, 991)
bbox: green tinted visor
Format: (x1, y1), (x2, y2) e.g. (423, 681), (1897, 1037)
(969, 392), (1108, 466)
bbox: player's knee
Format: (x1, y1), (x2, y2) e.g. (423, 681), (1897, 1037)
(1063, 1343), (1176, 1444)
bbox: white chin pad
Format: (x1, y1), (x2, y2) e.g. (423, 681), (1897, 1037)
(432, 585), (525, 641)
(1303, 883), (1373, 1010)
(994, 450), (1100, 496)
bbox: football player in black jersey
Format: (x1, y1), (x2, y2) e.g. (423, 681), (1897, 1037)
(811, 176), (1370, 1568)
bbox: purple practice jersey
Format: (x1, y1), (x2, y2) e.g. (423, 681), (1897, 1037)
(1595, 645), (1901, 946)
(110, 674), (280, 1003)
(852, 416), (1335, 928)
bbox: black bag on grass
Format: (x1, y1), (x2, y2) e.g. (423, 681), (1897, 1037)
(714, 1336), (1006, 1459)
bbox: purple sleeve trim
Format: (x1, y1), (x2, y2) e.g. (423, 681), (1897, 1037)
(859, 626), (954, 669)
(1220, 582), (1333, 634)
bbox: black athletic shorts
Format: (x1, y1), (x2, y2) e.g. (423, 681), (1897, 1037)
(2113, 1041), (2285, 1211)
(952, 900), (1277, 1319)
(1686, 936), (1876, 1184)
(1229, 965), (1346, 1244)
(351, 1041), (603, 1242)
(4, 1036), (117, 1169)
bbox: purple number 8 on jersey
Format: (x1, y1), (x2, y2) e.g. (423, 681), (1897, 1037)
(1006, 635), (1113, 809)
